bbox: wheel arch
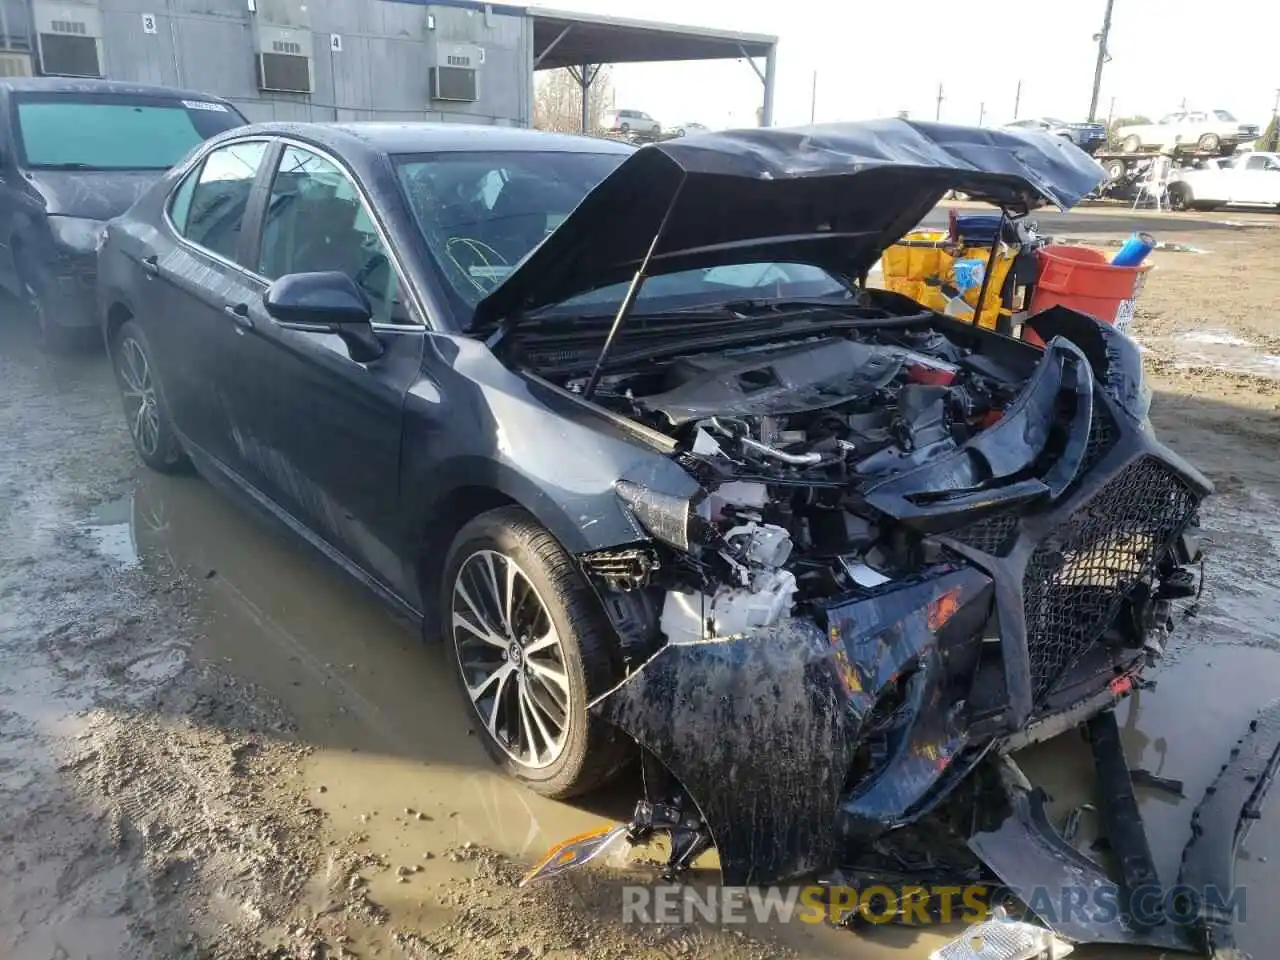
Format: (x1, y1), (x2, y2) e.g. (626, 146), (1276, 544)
(104, 298), (135, 354)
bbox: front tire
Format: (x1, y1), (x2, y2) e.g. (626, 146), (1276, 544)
(1121, 135), (1142, 153)
(111, 320), (189, 473)
(1168, 182), (1193, 211)
(1198, 132), (1221, 153)
(441, 507), (630, 799)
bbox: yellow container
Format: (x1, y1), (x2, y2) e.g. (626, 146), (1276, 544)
(877, 230), (1016, 330)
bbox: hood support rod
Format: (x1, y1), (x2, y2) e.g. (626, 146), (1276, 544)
(582, 174), (688, 401)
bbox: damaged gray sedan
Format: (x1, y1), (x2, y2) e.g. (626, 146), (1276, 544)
(101, 119), (1278, 957)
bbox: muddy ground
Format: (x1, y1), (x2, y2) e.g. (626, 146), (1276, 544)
(2, 207), (1279, 960)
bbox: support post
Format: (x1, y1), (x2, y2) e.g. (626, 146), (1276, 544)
(567, 63), (598, 134)
(761, 44), (777, 126)
(935, 82), (944, 121)
(1013, 79), (1021, 120)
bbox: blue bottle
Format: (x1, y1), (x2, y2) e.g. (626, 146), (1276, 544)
(1111, 232), (1156, 267)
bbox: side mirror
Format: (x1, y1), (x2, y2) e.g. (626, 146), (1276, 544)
(263, 271), (383, 362)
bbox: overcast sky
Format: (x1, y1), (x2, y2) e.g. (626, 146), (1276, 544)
(549, 0), (1279, 131)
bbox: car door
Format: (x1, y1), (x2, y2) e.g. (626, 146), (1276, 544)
(222, 140), (425, 601)
(149, 138), (271, 459)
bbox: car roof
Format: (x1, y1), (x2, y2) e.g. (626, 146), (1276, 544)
(0, 76), (238, 104)
(220, 121), (638, 158)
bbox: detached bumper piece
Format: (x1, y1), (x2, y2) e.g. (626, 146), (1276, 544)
(1179, 697), (1280, 960)
(970, 703), (1280, 958)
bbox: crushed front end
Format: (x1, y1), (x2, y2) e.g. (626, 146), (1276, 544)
(564, 304), (1212, 887)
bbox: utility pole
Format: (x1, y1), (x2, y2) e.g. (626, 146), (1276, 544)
(936, 83), (944, 121)
(810, 70), (817, 124)
(978, 102), (986, 126)
(1270, 88), (1280, 152)
(1013, 79), (1022, 120)
(1088, 0), (1115, 122)
(1107, 96), (1116, 129)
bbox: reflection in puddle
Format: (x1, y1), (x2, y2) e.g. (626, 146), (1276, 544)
(82, 495), (139, 567)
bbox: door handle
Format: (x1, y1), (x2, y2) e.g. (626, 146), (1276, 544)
(223, 302), (253, 330)
(141, 255), (159, 277)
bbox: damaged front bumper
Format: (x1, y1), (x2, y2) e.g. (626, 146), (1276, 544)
(593, 566), (994, 886)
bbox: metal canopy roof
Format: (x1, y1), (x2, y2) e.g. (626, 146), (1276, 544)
(530, 7), (776, 70)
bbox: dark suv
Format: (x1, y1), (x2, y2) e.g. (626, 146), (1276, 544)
(0, 77), (246, 350)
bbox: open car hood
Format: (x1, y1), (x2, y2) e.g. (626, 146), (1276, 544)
(470, 119), (1105, 330)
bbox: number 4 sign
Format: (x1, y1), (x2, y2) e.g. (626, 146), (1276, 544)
(141, 13), (158, 34)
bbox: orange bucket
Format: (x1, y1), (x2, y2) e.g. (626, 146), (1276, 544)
(1025, 245), (1151, 346)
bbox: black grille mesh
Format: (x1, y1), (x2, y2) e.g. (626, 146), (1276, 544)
(1078, 401), (1117, 477)
(951, 511), (1020, 556)
(1023, 456), (1197, 698)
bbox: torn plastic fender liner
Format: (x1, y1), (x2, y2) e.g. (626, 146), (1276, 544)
(591, 565), (994, 885)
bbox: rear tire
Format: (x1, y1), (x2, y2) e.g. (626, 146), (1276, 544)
(1121, 135), (1142, 153)
(1168, 182), (1193, 211)
(441, 506), (631, 799)
(1197, 132), (1221, 153)
(110, 319), (189, 473)
(1105, 159), (1127, 181)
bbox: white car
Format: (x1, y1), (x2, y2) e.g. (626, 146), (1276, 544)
(670, 122), (709, 137)
(599, 108), (661, 138)
(1116, 110), (1260, 155)
(1168, 152), (1280, 210)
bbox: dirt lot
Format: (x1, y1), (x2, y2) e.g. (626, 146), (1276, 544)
(2, 207), (1279, 960)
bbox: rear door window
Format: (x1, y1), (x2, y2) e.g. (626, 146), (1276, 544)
(173, 140), (268, 262)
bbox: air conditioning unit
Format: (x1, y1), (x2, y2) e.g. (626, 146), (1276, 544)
(255, 25), (312, 94)
(430, 42), (482, 102)
(0, 52), (34, 77)
(33, 1), (103, 78)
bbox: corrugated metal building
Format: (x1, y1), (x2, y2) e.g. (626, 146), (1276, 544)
(0, 0), (777, 127)
(0, 0), (535, 124)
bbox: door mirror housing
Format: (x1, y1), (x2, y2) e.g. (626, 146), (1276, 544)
(263, 271), (383, 362)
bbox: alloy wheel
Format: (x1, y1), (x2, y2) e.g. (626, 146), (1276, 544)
(451, 549), (571, 769)
(117, 336), (161, 459)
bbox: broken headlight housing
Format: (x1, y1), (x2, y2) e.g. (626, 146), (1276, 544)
(615, 480), (710, 553)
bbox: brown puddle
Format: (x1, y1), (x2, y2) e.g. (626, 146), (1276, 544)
(121, 467), (1280, 958)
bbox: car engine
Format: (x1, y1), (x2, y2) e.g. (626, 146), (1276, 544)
(563, 326), (1041, 646)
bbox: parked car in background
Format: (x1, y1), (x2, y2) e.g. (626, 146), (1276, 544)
(599, 108), (660, 138)
(670, 121), (709, 137)
(1169, 151), (1280, 210)
(1005, 117), (1108, 154)
(0, 78), (246, 351)
(1116, 110), (1260, 155)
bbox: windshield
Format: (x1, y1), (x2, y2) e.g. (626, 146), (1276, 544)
(1214, 110), (1238, 122)
(394, 150), (849, 319)
(14, 93), (246, 170)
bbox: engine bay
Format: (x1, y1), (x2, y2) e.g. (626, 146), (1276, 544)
(560, 321), (1047, 646)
